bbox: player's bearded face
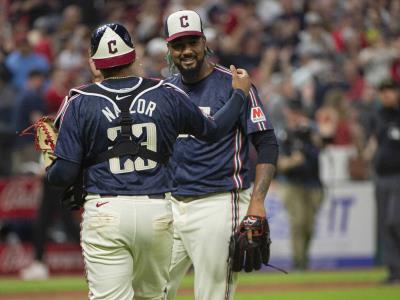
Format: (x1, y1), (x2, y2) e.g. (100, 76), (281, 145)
(168, 36), (206, 78)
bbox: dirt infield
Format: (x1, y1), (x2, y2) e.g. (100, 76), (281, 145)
(0, 281), (381, 300)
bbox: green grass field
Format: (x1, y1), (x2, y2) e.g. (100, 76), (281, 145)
(0, 268), (399, 300)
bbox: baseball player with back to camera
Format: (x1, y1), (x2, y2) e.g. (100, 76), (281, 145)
(164, 10), (279, 300)
(45, 23), (251, 300)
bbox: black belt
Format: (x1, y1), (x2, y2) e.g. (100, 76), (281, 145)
(100, 193), (165, 199)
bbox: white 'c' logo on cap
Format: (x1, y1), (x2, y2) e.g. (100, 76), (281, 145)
(107, 40), (118, 54)
(180, 15), (189, 28)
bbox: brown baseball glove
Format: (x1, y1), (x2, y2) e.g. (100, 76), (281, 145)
(20, 116), (58, 169)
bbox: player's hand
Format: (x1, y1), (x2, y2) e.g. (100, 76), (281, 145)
(229, 215), (271, 272)
(231, 65), (251, 97)
(245, 201), (267, 248)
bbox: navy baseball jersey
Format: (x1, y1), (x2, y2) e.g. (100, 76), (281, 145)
(54, 77), (233, 195)
(167, 64), (273, 196)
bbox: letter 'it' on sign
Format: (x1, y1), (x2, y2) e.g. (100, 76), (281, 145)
(180, 16), (189, 28)
(108, 40), (118, 54)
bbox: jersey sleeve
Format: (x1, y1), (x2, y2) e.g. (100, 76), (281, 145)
(243, 85), (274, 135)
(172, 91), (219, 140)
(54, 95), (84, 164)
(171, 88), (246, 142)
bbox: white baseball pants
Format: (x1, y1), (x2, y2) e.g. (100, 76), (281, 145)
(166, 189), (251, 300)
(81, 194), (173, 300)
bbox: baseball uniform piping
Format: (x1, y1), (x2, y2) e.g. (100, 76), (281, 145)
(57, 94), (80, 130)
(225, 190), (240, 299)
(233, 129), (243, 189)
(249, 88), (267, 131)
(95, 77), (143, 92)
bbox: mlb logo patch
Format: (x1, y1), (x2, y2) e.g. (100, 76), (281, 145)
(251, 107), (266, 123)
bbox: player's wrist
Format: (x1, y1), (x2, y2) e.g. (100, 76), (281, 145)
(245, 209), (267, 218)
(246, 200), (267, 217)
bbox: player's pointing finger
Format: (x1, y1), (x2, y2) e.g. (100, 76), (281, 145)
(230, 65), (238, 77)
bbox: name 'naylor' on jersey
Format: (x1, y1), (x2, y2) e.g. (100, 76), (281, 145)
(101, 97), (157, 122)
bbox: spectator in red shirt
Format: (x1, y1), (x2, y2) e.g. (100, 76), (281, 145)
(44, 68), (69, 115)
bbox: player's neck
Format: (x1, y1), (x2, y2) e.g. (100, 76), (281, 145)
(181, 60), (214, 84)
(102, 64), (134, 80)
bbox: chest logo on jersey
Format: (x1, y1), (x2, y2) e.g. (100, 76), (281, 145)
(251, 106), (266, 123)
(199, 106), (211, 117)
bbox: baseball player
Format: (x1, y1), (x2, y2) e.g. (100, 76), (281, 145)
(45, 23), (251, 300)
(164, 10), (279, 300)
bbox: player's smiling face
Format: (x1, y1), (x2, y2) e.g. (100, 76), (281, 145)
(168, 36), (206, 79)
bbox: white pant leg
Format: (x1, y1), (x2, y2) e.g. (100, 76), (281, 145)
(169, 189), (250, 300)
(81, 196), (135, 300)
(81, 195), (173, 300)
(132, 198), (174, 300)
(166, 199), (193, 300)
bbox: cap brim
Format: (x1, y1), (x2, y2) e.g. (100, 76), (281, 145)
(92, 50), (136, 69)
(166, 31), (203, 42)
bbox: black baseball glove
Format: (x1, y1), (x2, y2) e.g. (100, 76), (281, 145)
(61, 185), (85, 211)
(60, 171), (86, 211)
(229, 215), (271, 272)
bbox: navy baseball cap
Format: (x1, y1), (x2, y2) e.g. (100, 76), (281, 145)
(165, 10), (204, 42)
(90, 23), (136, 69)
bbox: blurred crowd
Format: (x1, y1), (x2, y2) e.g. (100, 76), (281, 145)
(0, 0), (399, 176)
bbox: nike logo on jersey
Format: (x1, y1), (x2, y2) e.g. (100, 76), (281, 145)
(96, 201), (109, 208)
(115, 94), (132, 100)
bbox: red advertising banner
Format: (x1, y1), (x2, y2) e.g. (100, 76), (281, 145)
(0, 176), (84, 275)
(0, 176), (43, 218)
(0, 243), (84, 275)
